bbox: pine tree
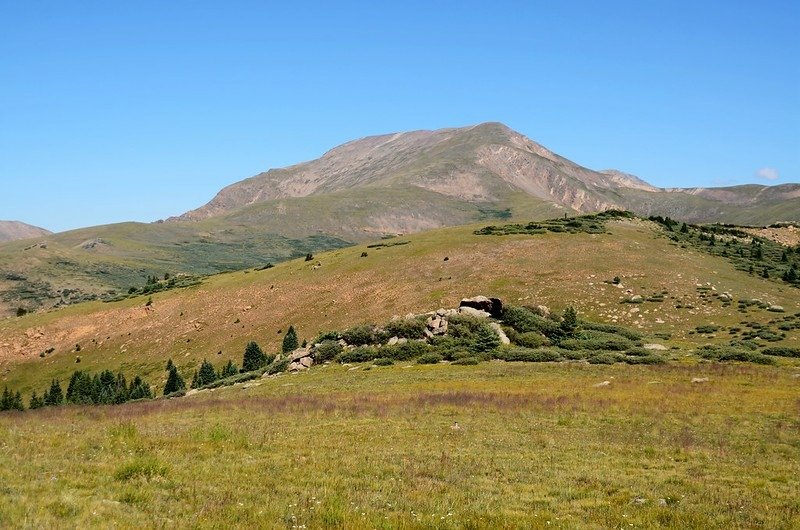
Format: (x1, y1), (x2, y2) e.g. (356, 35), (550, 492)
(221, 360), (238, 378)
(0, 387), (11, 411)
(96, 370), (117, 404)
(190, 370), (200, 389)
(282, 325), (299, 353)
(680, 223), (689, 234)
(196, 359), (218, 387)
(166, 359), (175, 371)
(11, 391), (24, 411)
(784, 265), (798, 283)
(242, 341), (267, 372)
(163, 365), (186, 395)
(128, 376), (153, 400)
(29, 391), (44, 410)
(44, 379), (64, 406)
(560, 306), (579, 337)
(470, 324), (501, 354)
(113, 372), (129, 404)
(66, 370), (95, 404)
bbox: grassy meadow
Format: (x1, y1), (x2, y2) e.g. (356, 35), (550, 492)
(1, 362), (799, 528)
(1, 216), (799, 528)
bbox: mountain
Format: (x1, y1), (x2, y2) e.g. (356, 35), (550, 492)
(175, 122), (799, 226)
(0, 122), (796, 317)
(0, 221), (51, 243)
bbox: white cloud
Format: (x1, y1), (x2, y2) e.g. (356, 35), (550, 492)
(755, 167), (779, 180)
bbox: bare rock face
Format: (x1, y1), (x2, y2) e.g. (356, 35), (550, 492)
(289, 347), (312, 361)
(289, 347), (314, 370)
(459, 296), (503, 318)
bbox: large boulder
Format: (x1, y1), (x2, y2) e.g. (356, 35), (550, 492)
(289, 347), (312, 361)
(459, 306), (490, 318)
(459, 296), (503, 318)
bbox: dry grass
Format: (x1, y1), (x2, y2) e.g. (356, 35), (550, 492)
(1, 362), (798, 528)
(2, 219), (798, 395)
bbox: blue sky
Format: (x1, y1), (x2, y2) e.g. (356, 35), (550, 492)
(1, 0), (798, 232)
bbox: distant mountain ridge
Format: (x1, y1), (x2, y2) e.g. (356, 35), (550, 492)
(175, 122), (799, 226)
(0, 221), (51, 242)
(0, 122), (796, 317)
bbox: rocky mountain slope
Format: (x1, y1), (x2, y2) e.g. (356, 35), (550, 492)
(0, 221), (51, 243)
(176, 122), (798, 225)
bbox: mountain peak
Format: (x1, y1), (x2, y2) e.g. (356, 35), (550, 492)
(0, 221), (51, 243)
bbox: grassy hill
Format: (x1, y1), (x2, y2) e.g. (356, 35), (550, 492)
(2, 215), (798, 394)
(0, 190), (561, 317)
(1, 216), (799, 528)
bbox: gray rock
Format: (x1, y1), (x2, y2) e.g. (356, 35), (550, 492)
(534, 305), (550, 317)
(629, 295), (644, 303)
(300, 356), (314, 368)
(691, 377), (709, 383)
(289, 347), (312, 361)
(643, 343), (668, 351)
(767, 305), (785, 313)
(489, 322), (510, 345)
(459, 306), (490, 318)
(388, 336), (399, 346)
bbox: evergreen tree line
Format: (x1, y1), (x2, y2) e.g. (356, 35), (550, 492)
(163, 325), (301, 395)
(1, 369), (153, 413)
(4, 325), (303, 409)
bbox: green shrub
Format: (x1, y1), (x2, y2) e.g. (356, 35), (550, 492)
(266, 358), (290, 375)
(502, 306), (560, 337)
(417, 353), (444, 364)
(625, 347), (651, 357)
(337, 346), (380, 364)
(587, 352), (624, 364)
(727, 339), (759, 351)
(561, 349), (589, 360)
(695, 325), (721, 334)
(506, 328), (549, 348)
(341, 324), (386, 346)
(313, 340), (343, 362)
(762, 347), (800, 358)
(560, 331), (633, 351)
(381, 341), (432, 361)
(698, 346), (776, 365)
(373, 357), (394, 366)
(452, 357), (480, 365)
(314, 331), (340, 343)
(384, 316), (427, 339)
(496, 347), (562, 362)
(580, 321), (644, 341)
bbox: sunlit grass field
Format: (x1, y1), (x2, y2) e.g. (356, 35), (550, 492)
(2, 361), (798, 528)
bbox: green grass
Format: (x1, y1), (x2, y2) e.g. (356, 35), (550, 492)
(1, 362), (798, 528)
